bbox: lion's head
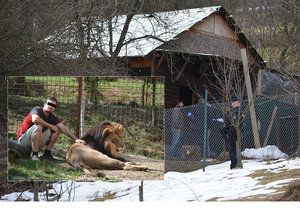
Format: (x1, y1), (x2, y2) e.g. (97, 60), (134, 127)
(81, 121), (126, 160)
(102, 122), (125, 154)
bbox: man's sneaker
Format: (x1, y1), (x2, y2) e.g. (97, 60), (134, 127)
(40, 154), (60, 162)
(31, 154), (40, 161)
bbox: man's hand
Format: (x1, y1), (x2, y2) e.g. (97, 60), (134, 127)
(75, 139), (87, 145)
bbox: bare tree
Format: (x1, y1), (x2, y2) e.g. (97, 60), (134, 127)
(234, 0), (300, 74)
(0, 0), (145, 76)
(1, 0), (299, 76)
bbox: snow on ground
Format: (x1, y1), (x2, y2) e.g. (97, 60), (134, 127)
(1, 146), (300, 204)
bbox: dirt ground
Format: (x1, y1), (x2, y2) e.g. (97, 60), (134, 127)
(64, 154), (165, 181)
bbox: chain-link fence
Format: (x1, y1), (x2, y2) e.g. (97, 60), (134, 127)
(8, 76), (300, 173)
(7, 76), (164, 157)
(164, 94), (300, 172)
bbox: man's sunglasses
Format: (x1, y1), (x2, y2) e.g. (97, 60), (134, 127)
(47, 102), (57, 108)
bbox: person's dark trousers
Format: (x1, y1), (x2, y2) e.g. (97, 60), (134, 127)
(228, 126), (237, 169)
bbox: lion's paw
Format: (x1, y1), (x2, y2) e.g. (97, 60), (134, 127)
(138, 165), (148, 171)
(124, 162), (148, 171)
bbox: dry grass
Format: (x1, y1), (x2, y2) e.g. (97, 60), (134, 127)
(278, 180), (300, 201)
(248, 168), (300, 185)
(233, 165), (300, 201)
(234, 181), (300, 201)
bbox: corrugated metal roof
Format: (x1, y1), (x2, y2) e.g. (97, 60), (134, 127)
(109, 6), (221, 57)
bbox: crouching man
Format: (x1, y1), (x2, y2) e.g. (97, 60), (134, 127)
(16, 96), (85, 161)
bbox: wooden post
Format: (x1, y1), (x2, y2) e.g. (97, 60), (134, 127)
(263, 106), (278, 147)
(257, 69), (262, 95)
(241, 48), (261, 148)
(33, 181), (39, 201)
(139, 180), (144, 201)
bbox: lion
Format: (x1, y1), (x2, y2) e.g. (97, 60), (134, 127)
(66, 121), (148, 174)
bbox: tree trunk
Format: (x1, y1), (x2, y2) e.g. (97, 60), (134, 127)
(235, 125), (243, 168)
(8, 139), (31, 158)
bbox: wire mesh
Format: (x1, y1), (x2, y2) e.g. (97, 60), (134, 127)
(7, 76), (164, 144)
(164, 94), (300, 172)
(8, 76), (300, 173)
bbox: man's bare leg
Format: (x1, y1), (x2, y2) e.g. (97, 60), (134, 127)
(31, 125), (43, 152)
(45, 129), (59, 150)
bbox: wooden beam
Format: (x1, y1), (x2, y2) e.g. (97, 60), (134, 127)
(175, 60), (189, 81)
(263, 106), (278, 147)
(256, 69), (262, 95)
(155, 54), (164, 70)
(128, 57), (152, 68)
(241, 48), (261, 148)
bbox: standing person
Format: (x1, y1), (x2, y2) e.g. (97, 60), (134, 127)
(169, 99), (184, 158)
(16, 96), (86, 161)
(223, 98), (243, 169)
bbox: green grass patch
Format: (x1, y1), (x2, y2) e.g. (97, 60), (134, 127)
(8, 158), (82, 181)
(8, 158), (124, 182)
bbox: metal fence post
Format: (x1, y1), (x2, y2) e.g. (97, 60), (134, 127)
(203, 89), (208, 172)
(77, 77), (85, 138)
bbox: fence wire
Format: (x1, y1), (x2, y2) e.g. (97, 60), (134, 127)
(164, 94), (300, 172)
(7, 76), (164, 142)
(8, 76), (300, 173)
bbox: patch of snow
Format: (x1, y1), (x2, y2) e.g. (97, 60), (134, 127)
(242, 145), (289, 160)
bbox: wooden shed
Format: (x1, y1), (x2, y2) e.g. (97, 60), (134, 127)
(125, 6), (266, 108)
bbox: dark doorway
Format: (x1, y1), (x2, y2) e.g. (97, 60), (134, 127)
(179, 86), (193, 106)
